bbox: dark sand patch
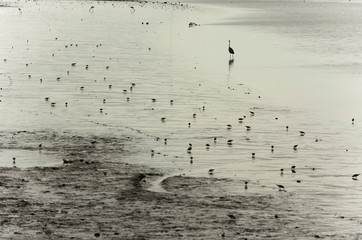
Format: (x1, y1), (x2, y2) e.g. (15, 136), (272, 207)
(0, 131), (360, 239)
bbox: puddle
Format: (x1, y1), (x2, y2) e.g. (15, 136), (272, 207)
(147, 174), (172, 193)
(0, 149), (61, 168)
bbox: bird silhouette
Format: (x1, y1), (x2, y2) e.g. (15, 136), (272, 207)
(228, 40), (234, 59)
(276, 184), (286, 191)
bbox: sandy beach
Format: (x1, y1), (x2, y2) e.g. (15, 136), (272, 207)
(1, 0), (362, 238)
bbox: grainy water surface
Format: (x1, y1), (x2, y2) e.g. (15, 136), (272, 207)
(1, 0), (362, 231)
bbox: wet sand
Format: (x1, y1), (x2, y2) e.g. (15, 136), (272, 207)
(1, 0), (362, 238)
(0, 130), (360, 239)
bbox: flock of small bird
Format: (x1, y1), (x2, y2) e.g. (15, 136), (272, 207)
(2, 1), (360, 194)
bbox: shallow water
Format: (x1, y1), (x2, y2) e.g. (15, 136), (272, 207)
(1, 0), (362, 232)
(0, 149), (60, 168)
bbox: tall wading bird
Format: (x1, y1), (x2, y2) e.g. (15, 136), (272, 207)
(228, 40), (234, 59)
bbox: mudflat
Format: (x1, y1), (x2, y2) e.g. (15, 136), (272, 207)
(0, 131), (358, 239)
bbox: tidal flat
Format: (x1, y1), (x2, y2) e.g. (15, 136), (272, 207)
(1, 0), (362, 238)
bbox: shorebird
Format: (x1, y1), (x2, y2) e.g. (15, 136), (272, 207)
(206, 144), (210, 149)
(250, 111), (255, 116)
(293, 144), (298, 150)
(226, 124), (232, 129)
(227, 214), (236, 220)
(271, 145), (274, 152)
(276, 184), (285, 190)
(280, 168), (284, 175)
(187, 144), (192, 153)
(227, 140), (233, 145)
(208, 169), (215, 175)
(228, 40), (234, 59)
(161, 117), (166, 122)
(89, 6), (95, 11)
(190, 157), (193, 164)
(299, 131), (305, 136)
(352, 174), (359, 180)
(245, 126), (251, 131)
(244, 181), (248, 189)
(251, 153), (255, 158)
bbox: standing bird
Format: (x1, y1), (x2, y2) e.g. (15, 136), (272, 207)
(276, 184), (286, 191)
(187, 143), (192, 153)
(228, 40), (234, 59)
